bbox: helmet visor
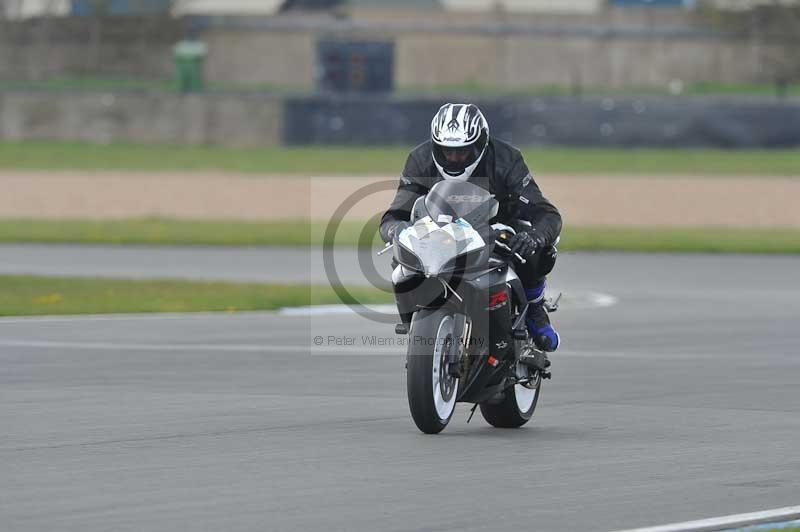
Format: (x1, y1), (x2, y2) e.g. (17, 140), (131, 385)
(432, 133), (487, 176)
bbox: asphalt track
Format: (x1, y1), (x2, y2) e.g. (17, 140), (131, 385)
(2, 246), (800, 531)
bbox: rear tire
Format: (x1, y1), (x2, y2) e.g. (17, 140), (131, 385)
(479, 365), (541, 428)
(406, 308), (460, 434)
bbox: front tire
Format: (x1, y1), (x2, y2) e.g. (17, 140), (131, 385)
(406, 308), (460, 434)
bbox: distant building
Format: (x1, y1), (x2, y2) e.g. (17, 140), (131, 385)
(440, 0), (603, 13)
(172, 0), (284, 15)
(70, 0), (172, 15)
(280, 0), (346, 9)
(4, 0), (798, 19)
(3, 0), (69, 19)
(1, 0), (285, 18)
(442, 0), (798, 10)
(707, 0), (800, 9)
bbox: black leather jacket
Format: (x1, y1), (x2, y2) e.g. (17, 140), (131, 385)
(379, 138), (562, 244)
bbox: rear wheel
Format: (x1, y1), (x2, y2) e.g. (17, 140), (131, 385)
(479, 358), (541, 428)
(406, 308), (460, 434)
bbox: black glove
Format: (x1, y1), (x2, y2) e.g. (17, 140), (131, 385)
(509, 231), (546, 260)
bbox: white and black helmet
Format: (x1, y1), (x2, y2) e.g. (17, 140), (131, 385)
(431, 103), (490, 180)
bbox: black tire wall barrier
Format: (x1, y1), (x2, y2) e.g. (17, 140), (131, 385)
(284, 96), (800, 148)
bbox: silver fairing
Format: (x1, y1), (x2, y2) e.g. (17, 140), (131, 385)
(397, 217), (486, 278)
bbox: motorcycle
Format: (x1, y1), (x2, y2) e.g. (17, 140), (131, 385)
(379, 180), (558, 434)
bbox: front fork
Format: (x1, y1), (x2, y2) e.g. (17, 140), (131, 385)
(445, 314), (470, 378)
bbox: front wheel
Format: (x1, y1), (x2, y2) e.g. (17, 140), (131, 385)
(406, 308), (460, 434)
(479, 362), (541, 428)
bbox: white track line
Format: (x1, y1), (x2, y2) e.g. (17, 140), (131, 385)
(0, 340), (707, 359)
(0, 340), (401, 354)
(279, 304), (398, 316)
(615, 505), (800, 532)
(0, 292), (618, 323)
(591, 292), (619, 308)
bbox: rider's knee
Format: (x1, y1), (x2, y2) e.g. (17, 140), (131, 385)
(538, 245), (558, 277)
(517, 245), (558, 287)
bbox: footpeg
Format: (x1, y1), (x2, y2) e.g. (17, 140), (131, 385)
(544, 293), (562, 313)
(519, 351), (551, 372)
(395, 323), (409, 335)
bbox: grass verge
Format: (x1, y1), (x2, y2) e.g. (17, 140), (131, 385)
(402, 80), (800, 98)
(557, 226), (800, 254)
(1, 142), (799, 175)
(0, 219), (336, 247)
(0, 77), (308, 94)
(4, 77), (798, 97)
(0, 276), (392, 317)
(1, 218), (799, 254)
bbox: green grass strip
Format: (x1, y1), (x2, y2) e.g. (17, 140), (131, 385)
(4, 77), (799, 97)
(401, 80), (800, 97)
(559, 226), (800, 254)
(0, 77), (307, 94)
(0, 141), (798, 175)
(0, 219), (328, 247)
(0, 275), (392, 317)
(1, 218), (799, 254)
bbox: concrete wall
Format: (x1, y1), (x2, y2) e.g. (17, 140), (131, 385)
(393, 33), (777, 89)
(203, 30), (316, 87)
(0, 17), (181, 80)
(1, 10), (794, 89)
(179, 25), (780, 91)
(191, 14), (790, 90)
(0, 91), (283, 146)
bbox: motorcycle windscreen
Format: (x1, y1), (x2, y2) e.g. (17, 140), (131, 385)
(399, 222), (485, 277)
(424, 180), (498, 226)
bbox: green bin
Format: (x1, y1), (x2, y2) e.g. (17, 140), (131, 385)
(173, 41), (208, 93)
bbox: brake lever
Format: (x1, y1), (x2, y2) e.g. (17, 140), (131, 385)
(494, 240), (527, 264)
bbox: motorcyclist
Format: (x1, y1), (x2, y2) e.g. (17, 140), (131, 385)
(380, 103), (562, 352)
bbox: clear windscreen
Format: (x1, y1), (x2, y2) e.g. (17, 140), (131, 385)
(423, 180), (498, 225)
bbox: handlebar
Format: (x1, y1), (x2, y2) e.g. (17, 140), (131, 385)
(376, 226), (528, 266)
(494, 240), (527, 264)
